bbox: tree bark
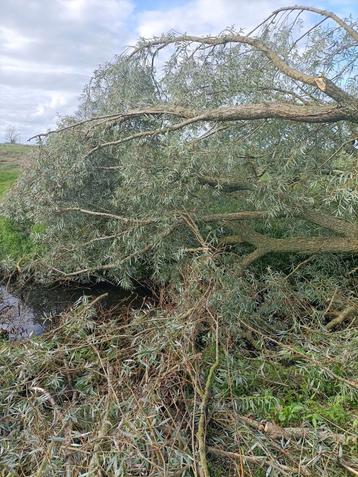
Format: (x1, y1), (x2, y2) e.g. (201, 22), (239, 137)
(221, 222), (358, 268)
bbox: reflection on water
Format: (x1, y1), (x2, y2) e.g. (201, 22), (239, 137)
(0, 286), (44, 340)
(0, 283), (144, 341)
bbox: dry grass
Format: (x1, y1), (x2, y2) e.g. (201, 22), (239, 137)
(0, 144), (35, 169)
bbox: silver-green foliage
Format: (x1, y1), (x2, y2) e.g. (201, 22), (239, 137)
(2, 10), (358, 284)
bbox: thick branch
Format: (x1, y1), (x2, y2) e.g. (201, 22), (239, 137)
(200, 211), (271, 222)
(271, 236), (358, 254)
(28, 113), (125, 141)
(57, 206), (272, 226)
(303, 209), (358, 237)
(29, 107), (192, 141)
(222, 224), (358, 268)
(56, 207), (357, 272)
(326, 305), (357, 330)
(30, 7), (358, 144)
(198, 175), (254, 192)
(206, 208), (358, 237)
(222, 226), (358, 253)
(271, 6), (358, 43)
(132, 33), (356, 105)
(57, 207), (357, 236)
(238, 415), (350, 443)
(84, 102), (347, 158)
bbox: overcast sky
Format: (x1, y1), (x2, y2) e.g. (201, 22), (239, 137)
(1, 0), (357, 142)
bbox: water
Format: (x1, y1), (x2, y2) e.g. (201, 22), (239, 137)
(0, 283), (144, 340)
(0, 286), (43, 340)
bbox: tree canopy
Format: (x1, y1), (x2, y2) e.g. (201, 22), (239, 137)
(4, 5), (357, 286)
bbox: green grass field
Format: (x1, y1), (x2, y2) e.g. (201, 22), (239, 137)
(0, 143), (34, 197)
(0, 144), (37, 262)
(0, 169), (20, 196)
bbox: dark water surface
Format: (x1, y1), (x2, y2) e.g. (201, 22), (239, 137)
(0, 282), (141, 340)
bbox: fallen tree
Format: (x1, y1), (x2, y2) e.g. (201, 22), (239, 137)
(1, 6), (358, 477)
(5, 6), (355, 282)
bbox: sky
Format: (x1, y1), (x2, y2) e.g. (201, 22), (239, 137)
(0, 0), (357, 142)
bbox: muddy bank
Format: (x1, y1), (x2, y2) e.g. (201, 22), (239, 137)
(0, 282), (146, 340)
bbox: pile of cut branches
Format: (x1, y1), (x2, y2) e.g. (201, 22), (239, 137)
(1, 261), (357, 476)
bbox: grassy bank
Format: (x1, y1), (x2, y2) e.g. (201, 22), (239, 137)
(0, 170), (20, 197)
(0, 143), (34, 194)
(0, 144), (36, 264)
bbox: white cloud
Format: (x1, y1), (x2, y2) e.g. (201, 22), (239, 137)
(59, 0), (134, 30)
(0, 85), (77, 142)
(136, 0), (357, 38)
(2, 57), (84, 75)
(34, 92), (73, 118)
(60, 0), (88, 19)
(0, 26), (36, 51)
(0, 0), (135, 141)
(136, 0), (292, 37)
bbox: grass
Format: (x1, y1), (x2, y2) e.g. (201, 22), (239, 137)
(0, 144), (36, 263)
(0, 143), (34, 194)
(0, 169), (20, 196)
(0, 217), (30, 261)
(0, 144), (36, 183)
(0, 143), (34, 166)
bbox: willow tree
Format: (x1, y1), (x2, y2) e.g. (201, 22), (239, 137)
(2, 7), (358, 477)
(5, 5), (358, 284)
